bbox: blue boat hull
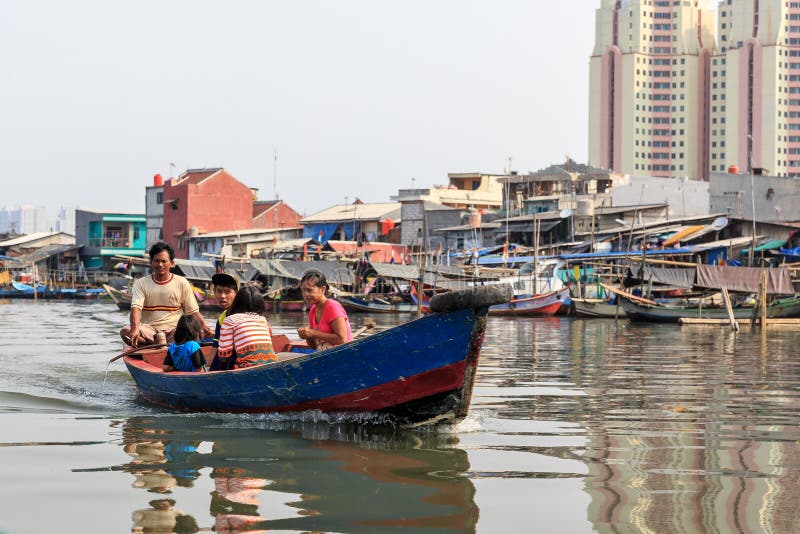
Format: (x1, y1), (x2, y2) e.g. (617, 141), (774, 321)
(123, 307), (489, 425)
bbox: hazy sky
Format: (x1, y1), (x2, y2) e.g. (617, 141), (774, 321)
(1, 1), (597, 219)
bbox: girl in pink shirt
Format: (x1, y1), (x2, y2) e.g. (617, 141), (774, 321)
(296, 270), (352, 350)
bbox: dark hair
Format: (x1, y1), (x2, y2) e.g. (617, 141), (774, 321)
(174, 314), (203, 344)
(228, 285), (266, 316)
(300, 270), (329, 293)
(149, 241), (175, 261)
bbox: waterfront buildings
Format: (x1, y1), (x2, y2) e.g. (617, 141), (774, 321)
(157, 168), (303, 260)
(75, 209), (146, 270)
(300, 201), (401, 244)
(392, 173), (504, 210)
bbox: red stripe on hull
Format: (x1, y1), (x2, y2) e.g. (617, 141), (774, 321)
(488, 300), (563, 317)
(137, 360), (470, 414)
(259, 360), (468, 413)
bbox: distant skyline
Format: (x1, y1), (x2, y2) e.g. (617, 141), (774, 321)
(1, 1), (597, 219)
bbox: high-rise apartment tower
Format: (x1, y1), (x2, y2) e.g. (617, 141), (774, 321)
(711, 0), (800, 176)
(589, 0), (716, 179)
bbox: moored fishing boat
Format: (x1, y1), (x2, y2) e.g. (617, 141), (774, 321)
(117, 284), (513, 425)
(337, 294), (418, 313)
(617, 293), (800, 323)
(571, 297), (625, 318)
(0, 281), (60, 299)
(103, 284), (131, 309)
(488, 286), (569, 317)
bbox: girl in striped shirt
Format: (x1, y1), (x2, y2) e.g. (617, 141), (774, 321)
(216, 285), (276, 369)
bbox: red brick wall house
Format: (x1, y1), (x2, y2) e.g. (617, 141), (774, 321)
(162, 168), (255, 259)
(252, 200), (303, 230)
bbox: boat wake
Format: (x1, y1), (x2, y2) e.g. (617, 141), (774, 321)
(0, 390), (105, 415)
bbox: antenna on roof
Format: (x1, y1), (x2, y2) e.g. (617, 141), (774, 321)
(273, 147), (278, 200)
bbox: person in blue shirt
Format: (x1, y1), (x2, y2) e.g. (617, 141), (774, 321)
(162, 314), (207, 372)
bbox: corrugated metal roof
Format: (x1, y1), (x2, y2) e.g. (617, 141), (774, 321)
(300, 202), (401, 223)
(370, 263), (420, 280)
(13, 244), (83, 263)
(690, 237), (757, 252)
(0, 232), (74, 247)
(189, 227), (288, 239)
(434, 222), (502, 232)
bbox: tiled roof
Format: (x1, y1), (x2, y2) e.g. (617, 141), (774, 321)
(301, 202), (401, 223)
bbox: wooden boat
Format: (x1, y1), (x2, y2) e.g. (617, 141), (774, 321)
(337, 294), (418, 313)
(118, 285), (513, 425)
(617, 293), (800, 323)
(0, 281), (52, 298)
(488, 287), (569, 317)
(103, 284), (132, 310)
(0, 281), (96, 299)
(571, 297), (626, 318)
(58, 287), (105, 300)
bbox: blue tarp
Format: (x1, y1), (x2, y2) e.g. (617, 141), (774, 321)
(303, 223), (340, 244)
(343, 223), (358, 241)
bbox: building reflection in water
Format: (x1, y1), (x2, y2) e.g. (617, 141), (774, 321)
(481, 317), (800, 533)
(109, 415), (478, 533)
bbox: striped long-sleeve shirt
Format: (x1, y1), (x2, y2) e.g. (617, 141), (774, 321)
(217, 312), (275, 368)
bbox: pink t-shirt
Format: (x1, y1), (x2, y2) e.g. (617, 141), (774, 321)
(308, 299), (353, 342)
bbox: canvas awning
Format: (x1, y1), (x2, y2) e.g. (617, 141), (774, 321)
(250, 259), (355, 286)
(738, 238), (790, 255)
(500, 220), (561, 234)
(629, 262), (696, 288)
(662, 225), (705, 246)
(171, 259), (257, 283)
(695, 265), (795, 295)
(370, 263), (420, 281)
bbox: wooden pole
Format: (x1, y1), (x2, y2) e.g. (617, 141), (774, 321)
(721, 287), (739, 332)
(32, 261), (37, 301)
(760, 270), (768, 328)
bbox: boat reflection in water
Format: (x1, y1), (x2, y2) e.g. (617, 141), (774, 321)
(112, 415), (478, 533)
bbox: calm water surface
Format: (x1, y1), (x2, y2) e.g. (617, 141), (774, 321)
(0, 300), (798, 533)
